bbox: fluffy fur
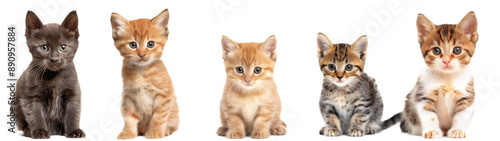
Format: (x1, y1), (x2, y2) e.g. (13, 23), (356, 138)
(14, 10), (85, 139)
(317, 33), (402, 137)
(216, 35), (286, 139)
(111, 9), (179, 139)
(400, 12), (478, 139)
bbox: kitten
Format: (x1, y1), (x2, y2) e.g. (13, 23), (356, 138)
(13, 11), (85, 139)
(110, 9), (179, 139)
(400, 12), (477, 139)
(216, 35), (287, 139)
(317, 33), (402, 137)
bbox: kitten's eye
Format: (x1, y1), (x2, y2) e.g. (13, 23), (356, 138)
(453, 47), (462, 54)
(147, 41), (155, 48)
(41, 45), (49, 52)
(345, 64), (353, 71)
(60, 44), (67, 51)
(328, 64), (336, 71)
(432, 47), (441, 55)
(129, 42), (137, 49)
(254, 67), (262, 74)
(236, 67), (244, 74)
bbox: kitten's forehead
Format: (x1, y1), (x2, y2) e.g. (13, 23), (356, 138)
(226, 42), (274, 68)
(422, 24), (475, 55)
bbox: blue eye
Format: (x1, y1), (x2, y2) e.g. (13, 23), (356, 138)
(147, 41), (155, 48)
(453, 47), (462, 54)
(129, 42), (137, 49)
(345, 64), (353, 71)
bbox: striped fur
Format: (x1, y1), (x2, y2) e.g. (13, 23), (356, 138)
(111, 9), (179, 139)
(401, 12), (477, 139)
(317, 33), (401, 137)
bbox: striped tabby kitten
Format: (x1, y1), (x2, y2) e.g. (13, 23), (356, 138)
(317, 33), (401, 137)
(400, 12), (478, 139)
(110, 9), (179, 139)
(217, 35), (286, 139)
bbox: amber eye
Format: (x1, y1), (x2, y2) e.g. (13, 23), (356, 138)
(41, 45), (49, 52)
(129, 42), (137, 49)
(345, 64), (353, 71)
(147, 41), (155, 48)
(432, 47), (441, 55)
(254, 67), (262, 74)
(328, 64), (336, 71)
(453, 47), (462, 54)
(236, 67), (244, 74)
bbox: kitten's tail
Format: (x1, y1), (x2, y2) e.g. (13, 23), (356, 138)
(380, 112), (402, 130)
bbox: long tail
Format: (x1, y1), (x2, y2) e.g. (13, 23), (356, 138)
(381, 112), (402, 130)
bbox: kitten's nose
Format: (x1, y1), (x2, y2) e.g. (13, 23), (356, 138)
(138, 54), (146, 59)
(50, 58), (59, 63)
(337, 77), (342, 80)
(244, 80), (252, 84)
(442, 56), (451, 65)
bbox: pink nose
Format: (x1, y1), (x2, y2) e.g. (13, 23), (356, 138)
(443, 60), (451, 65)
(244, 80), (251, 84)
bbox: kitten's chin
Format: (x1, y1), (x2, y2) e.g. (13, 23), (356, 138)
(326, 76), (353, 87)
(133, 59), (155, 66)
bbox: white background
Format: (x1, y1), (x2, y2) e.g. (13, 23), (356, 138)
(1, 0), (499, 141)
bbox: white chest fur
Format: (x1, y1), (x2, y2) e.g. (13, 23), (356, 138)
(238, 96), (262, 124)
(419, 67), (474, 128)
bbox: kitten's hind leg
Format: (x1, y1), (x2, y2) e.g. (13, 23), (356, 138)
(217, 126), (228, 136)
(270, 118), (286, 135)
(165, 102), (179, 136)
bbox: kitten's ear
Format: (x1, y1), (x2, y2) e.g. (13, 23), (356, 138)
(352, 35), (368, 63)
(317, 33), (332, 58)
(221, 35), (239, 60)
(61, 11), (79, 35)
(416, 14), (435, 44)
(110, 12), (129, 40)
(457, 11), (478, 43)
(152, 9), (170, 37)
(260, 35), (277, 61)
(25, 11), (43, 36)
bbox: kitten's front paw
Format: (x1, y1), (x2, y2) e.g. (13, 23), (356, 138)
(348, 128), (365, 137)
(22, 128), (31, 137)
(271, 126), (286, 135)
(321, 126), (341, 137)
(423, 130), (441, 139)
(448, 129), (466, 138)
(145, 129), (165, 139)
(366, 127), (376, 135)
(66, 129), (86, 138)
(217, 127), (228, 136)
(31, 129), (50, 139)
(226, 130), (245, 139)
(117, 131), (136, 139)
(251, 130), (270, 139)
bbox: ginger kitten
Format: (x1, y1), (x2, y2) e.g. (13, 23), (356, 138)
(317, 33), (401, 137)
(217, 35), (287, 139)
(110, 9), (179, 139)
(400, 12), (478, 139)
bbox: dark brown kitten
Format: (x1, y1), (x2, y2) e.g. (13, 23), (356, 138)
(13, 11), (85, 139)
